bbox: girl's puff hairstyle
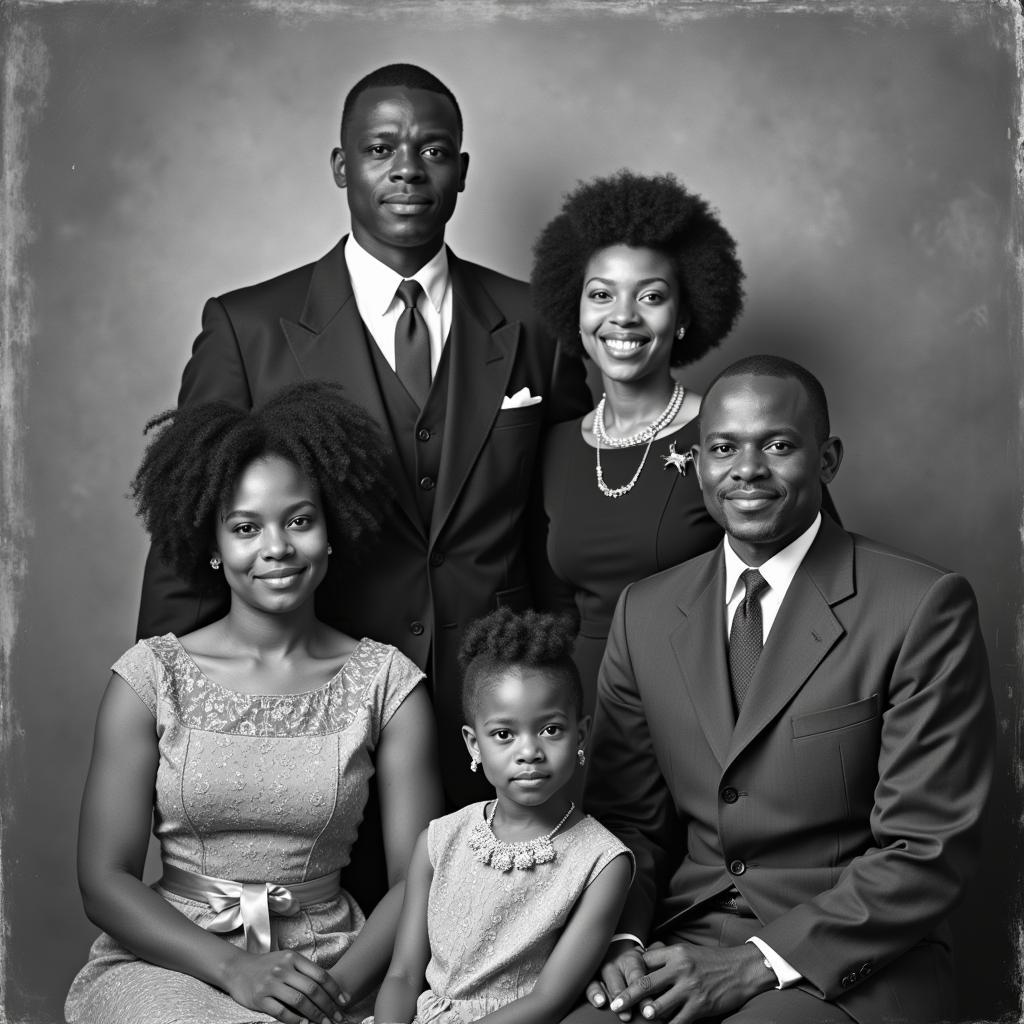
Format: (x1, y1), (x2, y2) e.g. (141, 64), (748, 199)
(530, 170), (745, 367)
(459, 608), (582, 723)
(129, 381), (392, 590)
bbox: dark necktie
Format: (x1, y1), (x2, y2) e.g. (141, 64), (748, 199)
(729, 569), (769, 711)
(394, 279), (431, 408)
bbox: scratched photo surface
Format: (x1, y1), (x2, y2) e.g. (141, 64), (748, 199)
(1, 2), (1019, 1022)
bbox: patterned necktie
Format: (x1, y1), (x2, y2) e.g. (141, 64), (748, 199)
(729, 568), (769, 711)
(395, 279), (431, 407)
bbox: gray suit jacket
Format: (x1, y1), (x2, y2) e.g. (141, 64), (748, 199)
(586, 514), (994, 1023)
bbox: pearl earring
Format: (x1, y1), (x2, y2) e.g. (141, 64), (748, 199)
(209, 556), (221, 570)
(327, 545), (333, 556)
(469, 755), (481, 773)
(676, 326), (686, 340)
(577, 748), (586, 768)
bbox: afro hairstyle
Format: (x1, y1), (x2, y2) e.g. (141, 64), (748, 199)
(530, 170), (745, 366)
(129, 380), (392, 593)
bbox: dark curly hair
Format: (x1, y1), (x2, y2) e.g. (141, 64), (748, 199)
(459, 608), (582, 723)
(531, 170), (745, 367)
(129, 381), (392, 592)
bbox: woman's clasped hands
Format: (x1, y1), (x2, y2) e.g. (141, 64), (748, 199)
(222, 947), (351, 1024)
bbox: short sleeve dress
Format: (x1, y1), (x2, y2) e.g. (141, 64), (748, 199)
(408, 802), (632, 1024)
(542, 418), (722, 704)
(65, 633), (424, 1024)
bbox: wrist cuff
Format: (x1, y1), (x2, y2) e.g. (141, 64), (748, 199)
(610, 932), (646, 953)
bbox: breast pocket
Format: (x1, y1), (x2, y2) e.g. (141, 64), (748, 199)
(791, 695), (882, 822)
(491, 403), (544, 430)
(792, 694), (881, 738)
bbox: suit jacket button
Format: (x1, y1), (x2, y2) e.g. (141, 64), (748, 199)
(419, 476), (435, 490)
(727, 859), (746, 875)
(859, 963), (873, 979)
(417, 428), (431, 442)
(721, 786), (739, 804)
(410, 621), (425, 636)
(429, 551), (445, 567)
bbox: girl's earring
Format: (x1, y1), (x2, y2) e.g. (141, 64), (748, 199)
(675, 325), (686, 340)
(469, 755), (481, 773)
(327, 545), (333, 556)
(209, 556), (222, 570)
(577, 748), (586, 768)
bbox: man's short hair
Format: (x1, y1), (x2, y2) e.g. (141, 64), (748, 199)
(340, 63), (463, 143)
(705, 354), (831, 441)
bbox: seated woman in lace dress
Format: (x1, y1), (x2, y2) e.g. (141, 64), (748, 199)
(66, 381), (443, 1024)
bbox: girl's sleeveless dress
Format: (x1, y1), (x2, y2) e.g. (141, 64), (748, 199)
(65, 633), (423, 1024)
(403, 801), (631, 1024)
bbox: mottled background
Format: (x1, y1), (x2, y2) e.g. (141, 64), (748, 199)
(1, 2), (1020, 1022)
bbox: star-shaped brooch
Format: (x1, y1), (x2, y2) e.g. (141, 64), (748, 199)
(662, 441), (693, 476)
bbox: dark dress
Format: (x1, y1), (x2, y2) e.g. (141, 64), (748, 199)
(541, 417), (722, 710)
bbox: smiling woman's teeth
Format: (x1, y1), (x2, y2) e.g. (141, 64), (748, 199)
(603, 338), (645, 352)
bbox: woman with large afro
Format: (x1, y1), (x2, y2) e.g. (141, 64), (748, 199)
(531, 171), (745, 714)
(66, 381), (442, 1024)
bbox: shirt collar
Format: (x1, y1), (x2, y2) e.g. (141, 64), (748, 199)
(344, 234), (449, 316)
(723, 512), (822, 603)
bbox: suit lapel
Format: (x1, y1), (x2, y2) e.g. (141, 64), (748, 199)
(670, 550), (735, 767)
(726, 517), (853, 766)
(431, 252), (519, 545)
(278, 237), (424, 536)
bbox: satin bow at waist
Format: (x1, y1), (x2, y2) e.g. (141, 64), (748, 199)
(159, 863), (342, 954)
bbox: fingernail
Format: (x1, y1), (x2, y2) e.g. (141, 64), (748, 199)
(610, 999), (623, 1011)
(643, 1007), (656, 1019)
(593, 993), (606, 1006)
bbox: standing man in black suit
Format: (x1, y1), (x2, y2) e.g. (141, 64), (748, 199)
(137, 63), (590, 811)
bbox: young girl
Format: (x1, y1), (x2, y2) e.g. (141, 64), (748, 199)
(65, 381), (442, 1024)
(370, 608), (633, 1024)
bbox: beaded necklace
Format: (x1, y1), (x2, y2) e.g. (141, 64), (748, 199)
(594, 383), (685, 498)
(468, 800), (576, 872)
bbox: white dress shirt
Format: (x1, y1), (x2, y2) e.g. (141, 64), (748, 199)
(723, 513), (823, 641)
(344, 235), (452, 377)
(721, 513), (823, 989)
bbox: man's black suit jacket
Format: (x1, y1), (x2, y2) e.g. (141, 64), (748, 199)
(138, 237), (591, 811)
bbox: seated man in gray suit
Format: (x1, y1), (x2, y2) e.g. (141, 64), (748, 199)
(569, 355), (993, 1024)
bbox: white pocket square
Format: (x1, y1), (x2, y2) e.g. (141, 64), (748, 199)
(501, 387), (543, 409)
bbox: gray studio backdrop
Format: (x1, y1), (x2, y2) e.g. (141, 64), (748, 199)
(1, 2), (1020, 1022)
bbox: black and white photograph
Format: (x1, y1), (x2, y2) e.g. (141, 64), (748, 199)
(1, 2), (1020, 1022)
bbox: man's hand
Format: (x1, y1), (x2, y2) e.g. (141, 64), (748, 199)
(605, 941), (776, 1024)
(585, 940), (650, 1020)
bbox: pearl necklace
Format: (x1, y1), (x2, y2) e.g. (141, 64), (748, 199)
(594, 383), (685, 499)
(467, 801), (575, 871)
(593, 382), (685, 448)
